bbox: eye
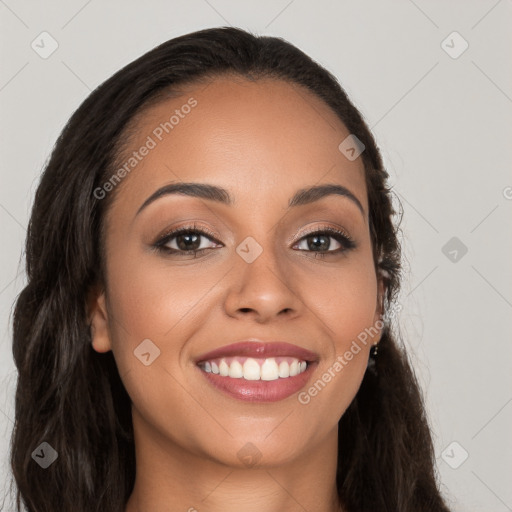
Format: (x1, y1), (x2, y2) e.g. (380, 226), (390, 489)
(152, 223), (356, 259)
(153, 223), (222, 256)
(293, 226), (356, 257)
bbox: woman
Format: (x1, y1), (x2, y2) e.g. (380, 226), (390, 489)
(10, 26), (452, 512)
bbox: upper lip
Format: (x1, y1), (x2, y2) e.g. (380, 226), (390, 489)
(195, 340), (319, 363)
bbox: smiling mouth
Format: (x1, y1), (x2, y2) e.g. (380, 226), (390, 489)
(194, 340), (318, 401)
(198, 356), (309, 381)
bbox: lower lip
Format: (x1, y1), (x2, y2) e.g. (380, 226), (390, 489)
(197, 362), (317, 402)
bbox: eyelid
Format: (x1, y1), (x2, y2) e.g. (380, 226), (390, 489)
(301, 225), (350, 238)
(153, 222), (223, 247)
(155, 223), (352, 243)
(290, 223), (354, 244)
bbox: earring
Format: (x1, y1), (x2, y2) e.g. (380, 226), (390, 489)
(367, 343), (379, 374)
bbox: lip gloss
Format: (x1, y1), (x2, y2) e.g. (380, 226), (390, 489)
(197, 362), (317, 402)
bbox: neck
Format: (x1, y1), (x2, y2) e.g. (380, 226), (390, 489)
(125, 408), (343, 512)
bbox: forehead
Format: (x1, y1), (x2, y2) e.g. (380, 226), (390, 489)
(109, 77), (367, 216)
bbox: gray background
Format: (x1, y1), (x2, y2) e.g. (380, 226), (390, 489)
(1, 1), (511, 510)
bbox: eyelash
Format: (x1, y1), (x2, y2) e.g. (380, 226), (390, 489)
(152, 222), (356, 259)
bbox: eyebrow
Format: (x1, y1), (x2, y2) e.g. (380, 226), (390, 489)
(135, 182), (365, 218)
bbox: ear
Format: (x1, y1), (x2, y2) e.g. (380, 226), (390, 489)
(87, 286), (112, 353)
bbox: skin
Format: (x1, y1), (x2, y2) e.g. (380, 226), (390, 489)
(89, 76), (384, 512)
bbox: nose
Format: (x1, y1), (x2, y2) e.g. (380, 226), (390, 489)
(223, 242), (302, 323)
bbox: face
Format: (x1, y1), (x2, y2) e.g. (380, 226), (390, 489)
(90, 76), (383, 468)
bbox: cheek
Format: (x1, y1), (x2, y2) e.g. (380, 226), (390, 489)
(295, 263), (378, 433)
(103, 253), (218, 443)
(298, 255), (378, 399)
(304, 256), (379, 344)
(103, 247), (234, 414)
(106, 253), (217, 343)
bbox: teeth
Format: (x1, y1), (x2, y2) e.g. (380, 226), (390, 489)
(261, 358), (279, 381)
(243, 358), (261, 380)
(228, 360), (243, 378)
(219, 359), (229, 377)
(200, 356), (309, 380)
(278, 361), (289, 378)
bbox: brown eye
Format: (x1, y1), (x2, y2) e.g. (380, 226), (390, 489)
(293, 227), (356, 256)
(154, 225), (222, 256)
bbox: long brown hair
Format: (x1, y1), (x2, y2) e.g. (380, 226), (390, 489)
(10, 26), (451, 511)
